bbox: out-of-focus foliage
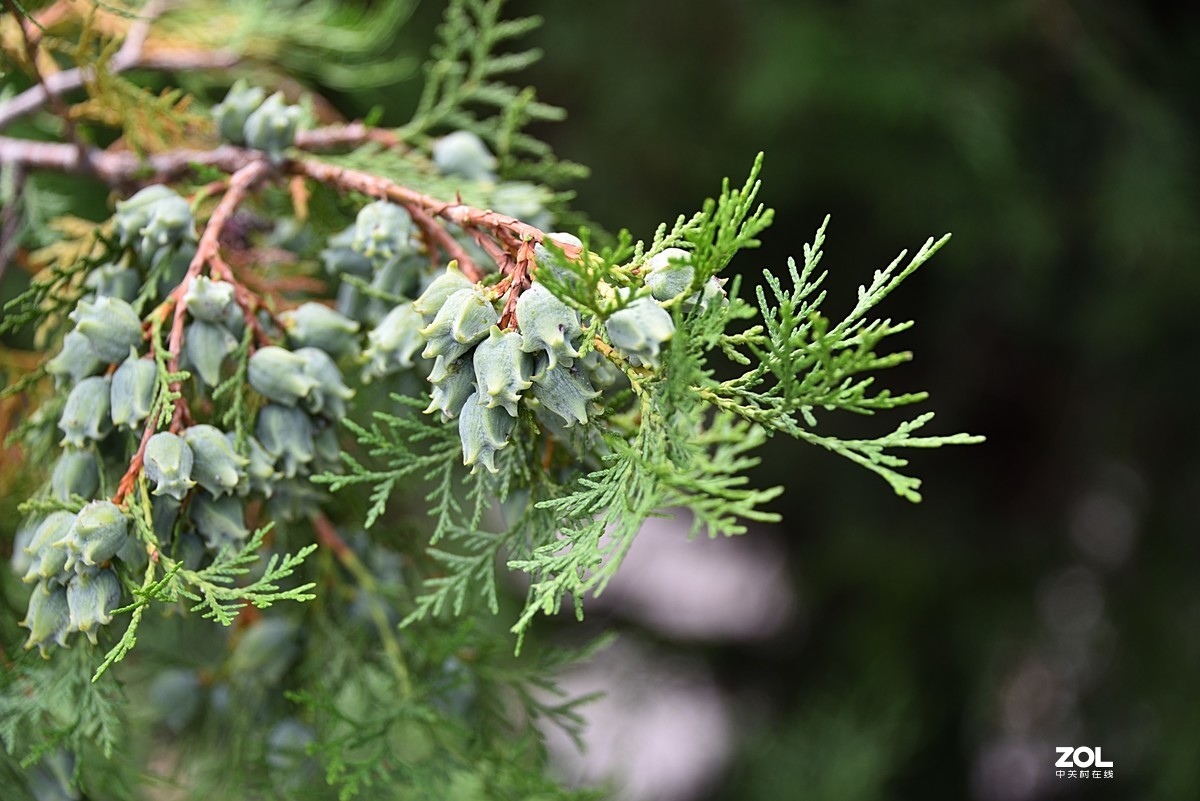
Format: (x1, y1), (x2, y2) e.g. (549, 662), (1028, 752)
(514, 1), (1200, 799)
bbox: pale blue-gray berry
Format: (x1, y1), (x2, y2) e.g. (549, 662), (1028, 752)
(69, 296), (143, 363)
(516, 282), (582, 370)
(363, 304), (425, 381)
(110, 350), (156, 430)
(21, 511), (75, 584)
(321, 225), (374, 277)
(605, 296), (675, 370)
(532, 232), (583, 284)
(352, 201), (415, 261)
(189, 493), (249, 551)
(85, 262), (140, 302)
(46, 331), (102, 388)
(412, 263), (473, 324)
(50, 450), (100, 502)
(144, 431), (196, 500)
(491, 182), (551, 230)
(212, 80), (266, 145)
(64, 500), (129, 569)
(368, 252), (422, 301)
(432, 130), (497, 182)
(11, 516), (40, 578)
(184, 424), (248, 498)
(183, 275), (236, 322)
(473, 327), (533, 416)
(257, 403), (316, 478)
(644, 247), (695, 302)
(58, 375), (112, 447)
(114, 185), (196, 263)
(184, 319), (239, 387)
(530, 359), (600, 428)
(248, 346), (320, 406)
(21, 582), (71, 654)
(424, 353), (476, 420)
(458, 392), (515, 474)
(229, 432), (280, 498)
(282, 303), (360, 359)
(295, 347), (354, 420)
(242, 92), (302, 161)
(580, 349), (625, 391)
(419, 287), (498, 362)
(66, 568), (121, 644)
(685, 275), (730, 313)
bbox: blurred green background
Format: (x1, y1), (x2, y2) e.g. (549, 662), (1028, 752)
(490, 1), (1199, 799)
(6, 0), (1200, 798)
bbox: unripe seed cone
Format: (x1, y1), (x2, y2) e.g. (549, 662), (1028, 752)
(148, 669), (205, 734)
(85, 262), (140, 302)
(184, 319), (238, 387)
(66, 569), (121, 644)
(473, 327), (533, 416)
(531, 360), (600, 428)
(58, 375), (112, 447)
(184, 276), (236, 322)
(22, 511), (75, 584)
(184, 424), (248, 498)
(353, 201), (415, 261)
(115, 185), (195, 263)
(322, 224), (375, 277)
(605, 296), (675, 370)
(189, 493), (249, 551)
(212, 80), (266, 144)
(533, 232), (583, 284)
(644, 247), (696, 302)
(257, 403), (316, 478)
(46, 331), (102, 388)
(458, 392), (515, 474)
(295, 347), (355, 420)
(110, 350), (157, 429)
(413, 263), (474, 323)
(65, 500), (129, 569)
(363, 304), (425, 380)
(70, 296), (143, 363)
(424, 353), (476, 420)
(248, 346), (320, 406)
(282, 303), (361, 359)
(50, 450), (100, 502)
(516, 283), (582, 370)
(242, 92), (302, 162)
(419, 287), (498, 361)
(145, 431), (196, 500)
(432, 130), (497, 182)
(231, 432), (281, 497)
(22, 582), (71, 654)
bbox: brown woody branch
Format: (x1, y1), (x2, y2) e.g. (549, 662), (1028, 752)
(0, 0), (181, 132)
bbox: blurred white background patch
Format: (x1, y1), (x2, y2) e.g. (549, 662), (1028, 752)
(590, 511), (795, 640)
(540, 641), (732, 801)
(535, 512), (797, 801)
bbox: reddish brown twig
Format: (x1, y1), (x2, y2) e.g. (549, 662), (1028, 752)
(112, 160), (271, 505)
(498, 239), (536, 329)
(406, 204), (483, 282)
(294, 123), (402, 152)
(289, 158), (555, 255)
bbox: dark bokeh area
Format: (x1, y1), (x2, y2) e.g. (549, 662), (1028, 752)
(497, 1), (1199, 799)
